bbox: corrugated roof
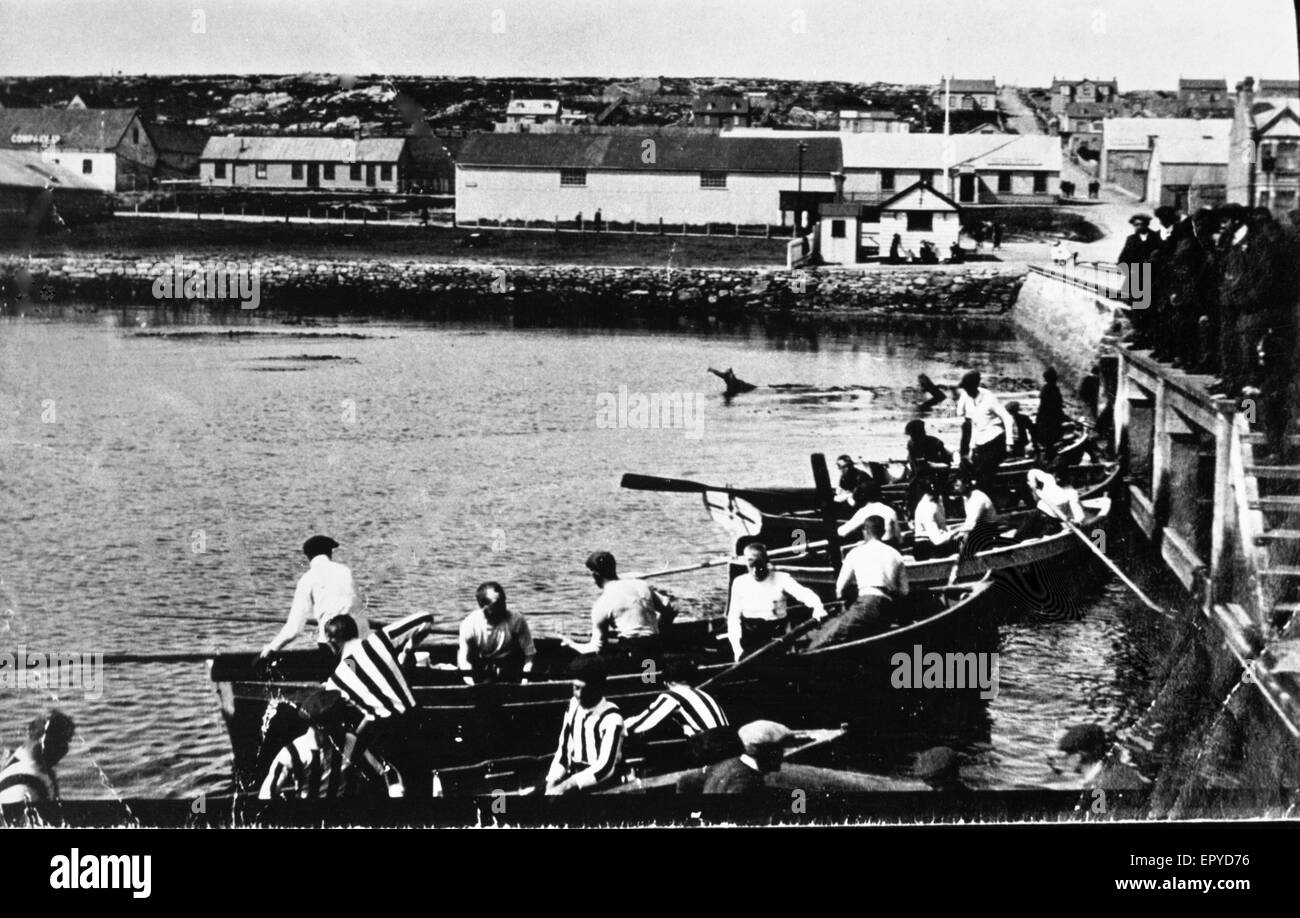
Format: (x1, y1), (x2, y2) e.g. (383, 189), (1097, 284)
(841, 109), (900, 120)
(0, 108), (140, 151)
(944, 79), (997, 93)
(1179, 78), (1227, 91)
(200, 136), (407, 162)
(1259, 80), (1300, 96)
(837, 133), (1060, 170)
(457, 132), (842, 173)
(1103, 117), (1232, 150)
(0, 149), (105, 191)
(507, 100), (559, 116)
(1052, 78), (1119, 89)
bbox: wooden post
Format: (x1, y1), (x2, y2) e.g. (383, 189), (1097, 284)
(633, 220), (637, 233)
(659, 217), (664, 236)
(1210, 408), (1233, 612)
(734, 223), (739, 237)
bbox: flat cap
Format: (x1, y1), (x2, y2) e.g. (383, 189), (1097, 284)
(738, 719), (792, 754)
(303, 535), (339, 558)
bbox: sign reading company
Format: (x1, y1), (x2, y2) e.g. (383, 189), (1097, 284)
(10, 132), (61, 146)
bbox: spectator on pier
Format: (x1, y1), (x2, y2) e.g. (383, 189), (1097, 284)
(1118, 214), (1162, 349)
(1160, 208), (1217, 369)
(1005, 400), (1036, 459)
(726, 543), (827, 661)
(809, 515), (908, 649)
(702, 720), (792, 794)
(546, 655), (625, 795)
(1214, 204), (1281, 398)
(955, 370), (1015, 485)
(0, 710), (74, 826)
(1034, 368), (1065, 459)
(911, 477), (956, 561)
(456, 581), (536, 685)
(838, 481), (901, 546)
(262, 535), (369, 658)
(564, 551), (676, 666)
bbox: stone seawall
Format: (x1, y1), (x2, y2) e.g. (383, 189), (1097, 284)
(0, 254), (1026, 318)
(1010, 268), (1126, 378)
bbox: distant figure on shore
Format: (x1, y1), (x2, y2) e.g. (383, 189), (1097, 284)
(1088, 179), (1100, 199)
(947, 241), (964, 264)
(888, 234), (902, 264)
(593, 208), (603, 232)
(919, 240), (940, 264)
(708, 367), (757, 398)
(992, 221), (1003, 251)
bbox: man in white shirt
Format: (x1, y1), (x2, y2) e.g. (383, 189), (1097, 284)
(1017, 468), (1088, 540)
(726, 543), (827, 661)
(955, 371), (1015, 486)
(838, 481), (901, 546)
(911, 478), (956, 561)
(563, 551), (675, 663)
(262, 535), (369, 657)
(457, 581), (536, 684)
(807, 516), (908, 650)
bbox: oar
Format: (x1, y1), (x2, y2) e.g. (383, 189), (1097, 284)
(99, 651), (230, 664)
(699, 601), (843, 690)
(631, 536), (836, 581)
(1040, 502), (1175, 620)
(620, 473), (731, 494)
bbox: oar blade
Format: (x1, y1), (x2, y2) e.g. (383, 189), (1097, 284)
(619, 473), (710, 493)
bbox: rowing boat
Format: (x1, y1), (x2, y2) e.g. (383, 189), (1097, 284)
(209, 578), (997, 795)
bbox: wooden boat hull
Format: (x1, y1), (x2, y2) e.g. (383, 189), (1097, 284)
(210, 581), (999, 795)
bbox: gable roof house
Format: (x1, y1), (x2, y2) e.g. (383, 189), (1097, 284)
(0, 149), (110, 232)
(199, 136), (410, 192)
(0, 108), (157, 191)
(1228, 77), (1300, 215)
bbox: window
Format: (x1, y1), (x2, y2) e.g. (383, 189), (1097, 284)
(881, 169), (895, 191)
(997, 172), (1011, 193)
(830, 219), (846, 238)
(132, 127), (139, 144)
(919, 170), (935, 185)
(350, 164), (362, 181)
(255, 163), (267, 180)
(82, 159), (93, 174)
(323, 164), (335, 180)
(1259, 191), (1271, 210)
(291, 163), (303, 180)
(907, 212), (933, 232)
(1033, 172), (1047, 193)
(560, 168), (587, 186)
(380, 164), (393, 181)
(700, 171), (727, 188)
(214, 161), (226, 179)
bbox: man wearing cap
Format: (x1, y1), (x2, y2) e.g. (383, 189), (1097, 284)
(258, 689), (404, 800)
(0, 709), (75, 825)
(1118, 214), (1162, 347)
(262, 535), (369, 658)
(954, 371), (1014, 486)
(545, 655), (625, 795)
(701, 720), (791, 793)
(563, 551), (676, 662)
(727, 542), (827, 662)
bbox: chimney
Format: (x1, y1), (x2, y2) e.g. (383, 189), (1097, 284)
(832, 171), (845, 203)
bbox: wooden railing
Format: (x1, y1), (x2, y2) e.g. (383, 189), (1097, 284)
(1029, 262), (1127, 300)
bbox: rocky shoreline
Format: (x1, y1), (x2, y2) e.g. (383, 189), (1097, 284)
(0, 254), (1027, 319)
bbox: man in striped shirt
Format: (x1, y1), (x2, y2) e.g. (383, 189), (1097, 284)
(322, 610), (437, 730)
(259, 689), (404, 800)
(625, 657), (728, 739)
(0, 710), (74, 826)
(545, 655), (625, 795)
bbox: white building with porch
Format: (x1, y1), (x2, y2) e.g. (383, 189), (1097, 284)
(817, 181), (961, 264)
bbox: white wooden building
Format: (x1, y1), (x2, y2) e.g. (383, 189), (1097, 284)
(198, 136), (409, 191)
(817, 181), (961, 264)
(455, 132), (842, 228)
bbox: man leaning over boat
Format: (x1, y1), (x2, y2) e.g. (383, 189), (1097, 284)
(727, 543), (827, 661)
(562, 550), (676, 667)
(457, 581), (536, 685)
(261, 535), (370, 658)
(807, 516), (908, 650)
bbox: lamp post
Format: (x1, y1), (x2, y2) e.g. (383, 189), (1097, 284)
(796, 141), (807, 235)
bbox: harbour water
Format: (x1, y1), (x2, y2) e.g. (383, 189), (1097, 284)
(0, 307), (1162, 799)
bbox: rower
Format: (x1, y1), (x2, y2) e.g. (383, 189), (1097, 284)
(953, 474), (1000, 556)
(456, 581), (536, 685)
(0, 710), (74, 826)
(807, 516), (907, 649)
(726, 542), (828, 662)
(545, 655), (625, 795)
(261, 535), (370, 659)
(701, 720), (792, 793)
(1005, 401), (1036, 459)
(1017, 468), (1087, 540)
(904, 419), (954, 477)
(834, 454), (871, 502)
(624, 657), (728, 739)
(837, 481), (901, 547)
(563, 551), (676, 666)
(259, 689), (404, 800)
(911, 477), (956, 561)
(954, 371), (1015, 485)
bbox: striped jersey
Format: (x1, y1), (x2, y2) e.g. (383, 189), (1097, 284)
(0, 749), (56, 806)
(258, 728), (402, 800)
(549, 697), (625, 791)
(625, 685), (728, 737)
(324, 610), (436, 720)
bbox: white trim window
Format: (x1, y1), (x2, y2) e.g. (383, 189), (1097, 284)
(700, 171), (727, 188)
(560, 168), (587, 186)
(255, 162), (267, 180)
